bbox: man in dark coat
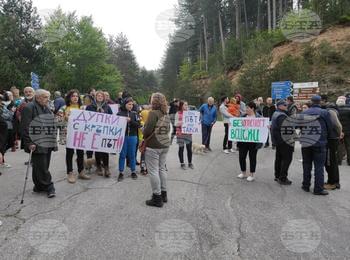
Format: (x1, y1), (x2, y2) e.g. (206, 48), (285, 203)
(21, 89), (57, 198)
(263, 97), (276, 148)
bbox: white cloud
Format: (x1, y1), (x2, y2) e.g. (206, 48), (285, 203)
(32, 0), (178, 70)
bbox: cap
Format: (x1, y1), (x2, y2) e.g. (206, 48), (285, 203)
(276, 100), (287, 107)
(311, 95), (321, 102)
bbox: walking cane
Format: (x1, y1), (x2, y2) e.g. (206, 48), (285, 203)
(20, 150), (33, 204)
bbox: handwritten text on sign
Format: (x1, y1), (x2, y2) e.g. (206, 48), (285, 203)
(66, 110), (127, 153)
(229, 117), (269, 143)
(182, 111), (201, 134)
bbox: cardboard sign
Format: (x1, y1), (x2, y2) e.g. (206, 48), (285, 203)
(110, 104), (119, 115)
(182, 111), (201, 134)
(229, 117), (269, 143)
(66, 110), (127, 153)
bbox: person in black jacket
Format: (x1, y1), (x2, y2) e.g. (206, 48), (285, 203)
(21, 89), (57, 198)
(86, 91), (113, 177)
(262, 97), (276, 148)
(337, 98), (350, 165)
(117, 97), (140, 181)
(0, 94), (8, 173)
(169, 99), (179, 143)
(271, 100), (294, 185)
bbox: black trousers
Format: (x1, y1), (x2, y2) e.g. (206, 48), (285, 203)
(95, 152), (109, 168)
(178, 142), (192, 164)
(223, 123), (232, 150)
(66, 148), (84, 174)
(86, 151), (93, 159)
(339, 134), (350, 165)
(32, 152), (54, 192)
(274, 143), (294, 181)
(202, 124), (213, 148)
(325, 139), (340, 185)
(239, 143), (258, 173)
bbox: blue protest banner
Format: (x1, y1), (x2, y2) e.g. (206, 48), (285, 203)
(271, 81), (292, 100)
(31, 72), (40, 90)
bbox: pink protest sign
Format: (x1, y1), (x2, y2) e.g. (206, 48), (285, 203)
(66, 110), (127, 153)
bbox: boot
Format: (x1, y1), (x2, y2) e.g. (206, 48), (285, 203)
(104, 167), (111, 178)
(146, 194), (163, 207)
(67, 172), (76, 184)
(78, 170), (91, 180)
(96, 166), (103, 176)
(161, 191), (168, 203)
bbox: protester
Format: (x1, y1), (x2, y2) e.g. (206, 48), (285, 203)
(302, 102), (311, 111)
(0, 94), (9, 168)
(287, 96), (298, 116)
(53, 91), (65, 114)
(169, 99), (179, 143)
(117, 97), (140, 181)
(220, 96), (234, 154)
(2, 91), (16, 155)
(144, 93), (171, 208)
(199, 97), (217, 152)
(115, 91), (123, 104)
(175, 100), (194, 170)
(323, 103), (342, 190)
(228, 97), (240, 117)
(301, 95), (332, 196)
(16, 87), (34, 124)
(60, 90), (91, 183)
(237, 102), (263, 182)
(255, 97), (264, 115)
(139, 104), (151, 175)
(104, 91), (115, 104)
(11, 87), (23, 107)
(89, 88), (96, 98)
(271, 100), (294, 185)
(86, 91), (113, 177)
(235, 94), (246, 116)
(21, 89), (57, 198)
(262, 97), (276, 148)
(337, 97), (350, 166)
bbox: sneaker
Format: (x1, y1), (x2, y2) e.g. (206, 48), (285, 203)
(313, 190), (329, 196)
(47, 189), (56, 198)
(188, 163), (194, 169)
(301, 186), (310, 192)
(118, 173), (124, 182)
(67, 172), (76, 184)
(181, 163), (186, 170)
(278, 179), (292, 185)
(223, 149), (229, 154)
(247, 175), (255, 182)
(78, 170), (91, 180)
(207, 147), (212, 152)
(230, 148), (236, 153)
(237, 173), (248, 179)
(324, 183), (336, 190)
(131, 172), (138, 179)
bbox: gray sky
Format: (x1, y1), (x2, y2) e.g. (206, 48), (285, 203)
(32, 0), (178, 70)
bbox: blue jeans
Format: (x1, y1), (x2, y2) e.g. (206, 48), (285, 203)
(302, 146), (326, 193)
(119, 136), (138, 173)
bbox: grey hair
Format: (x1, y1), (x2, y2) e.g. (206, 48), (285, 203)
(208, 97), (214, 103)
(24, 86), (34, 92)
(54, 91), (61, 98)
(35, 89), (51, 97)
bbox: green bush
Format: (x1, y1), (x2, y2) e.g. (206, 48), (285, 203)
(339, 15), (350, 24)
(317, 41), (343, 64)
(302, 44), (316, 65)
(210, 76), (233, 102)
(330, 75), (345, 85)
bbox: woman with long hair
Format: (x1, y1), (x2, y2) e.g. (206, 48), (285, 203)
(60, 89), (91, 183)
(86, 91), (113, 177)
(117, 97), (140, 181)
(175, 100), (194, 170)
(143, 93), (171, 207)
(237, 102), (263, 182)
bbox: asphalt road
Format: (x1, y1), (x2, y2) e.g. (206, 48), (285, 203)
(0, 123), (350, 260)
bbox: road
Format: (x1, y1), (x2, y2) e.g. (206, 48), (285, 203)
(0, 123), (350, 260)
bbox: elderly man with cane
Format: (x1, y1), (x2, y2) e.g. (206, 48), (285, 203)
(21, 89), (57, 199)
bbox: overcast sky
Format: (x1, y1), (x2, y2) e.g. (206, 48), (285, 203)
(32, 0), (178, 70)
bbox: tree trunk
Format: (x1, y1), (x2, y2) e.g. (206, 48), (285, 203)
(273, 0), (277, 29)
(243, 0), (249, 36)
(218, 11), (226, 60)
(199, 29), (203, 71)
(203, 15), (209, 72)
(267, 0), (272, 31)
(235, 0), (241, 40)
(257, 0), (261, 31)
(279, 0), (283, 19)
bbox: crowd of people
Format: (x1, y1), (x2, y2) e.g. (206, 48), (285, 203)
(1, 85), (350, 205)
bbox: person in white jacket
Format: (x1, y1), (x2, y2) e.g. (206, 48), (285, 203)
(220, 96), (235, 154)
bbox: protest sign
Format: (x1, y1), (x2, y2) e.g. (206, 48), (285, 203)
(229, 117), (269, 143)
(110, 104), (119, 115)
(66, 110), (127, 153)
(182, 111), (201, 134)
